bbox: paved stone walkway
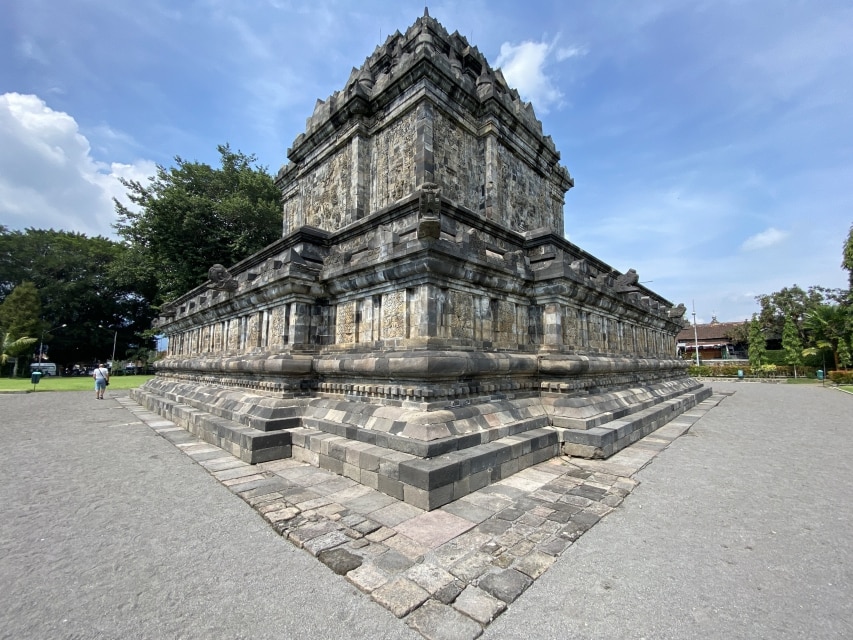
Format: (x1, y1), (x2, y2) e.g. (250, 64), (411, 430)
(113, 392), (729, 639)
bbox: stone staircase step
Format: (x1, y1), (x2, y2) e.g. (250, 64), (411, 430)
(133, 388), (292, 464)
(555, 386), (712, 458)
(288, 426), (560, 510)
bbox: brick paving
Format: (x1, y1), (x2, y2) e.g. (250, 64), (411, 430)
(116, 392), (729, 639)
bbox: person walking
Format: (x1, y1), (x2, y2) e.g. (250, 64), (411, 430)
(93, 363), (110, 400)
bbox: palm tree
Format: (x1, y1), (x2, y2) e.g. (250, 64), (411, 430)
(1, 332), (38, 378)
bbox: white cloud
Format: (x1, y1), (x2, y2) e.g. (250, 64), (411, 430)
(0, 93), (155, 238)
(740, 227), (788, 251)
(556, 45), (587, 61)
(495, 37), (578, 113)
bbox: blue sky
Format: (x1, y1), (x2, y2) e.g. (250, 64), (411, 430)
(2, 0), (851, 323)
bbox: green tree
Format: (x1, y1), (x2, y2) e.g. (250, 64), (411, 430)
(755, 285), (835, 343)
(843, 223), (853, 291)
(781, 315), (803, 378)
(0, 228), (153, 366)
(0, 281), (42, 341)
(803, 304), (850, 370)
(113, 144), (282, 305)
(838, 336), (852, 369)
(748, 315), (766, 369)
(724, 321), (750, 347)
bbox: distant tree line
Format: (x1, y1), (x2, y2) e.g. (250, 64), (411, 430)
(731, 224), (853, 375)
(0, 145), (281, 376)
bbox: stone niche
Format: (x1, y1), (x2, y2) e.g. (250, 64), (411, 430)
(132, 11), (708, 510)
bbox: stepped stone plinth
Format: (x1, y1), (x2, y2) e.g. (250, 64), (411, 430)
(133, 10), (709, 510)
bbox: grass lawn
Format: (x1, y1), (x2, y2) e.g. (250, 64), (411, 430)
(0, 375), (154, 393)
(786, 378), (822, 384)
(840, 385), (853, 393)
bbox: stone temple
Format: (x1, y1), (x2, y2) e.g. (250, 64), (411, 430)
(133, 11), (709, 510)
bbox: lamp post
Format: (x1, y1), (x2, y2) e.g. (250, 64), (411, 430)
(38, 323), (67, 368)
(98, 325), (118, 368)
(692, 301), (700, 366)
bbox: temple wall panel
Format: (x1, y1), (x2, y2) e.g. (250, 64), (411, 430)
(382, 290), (407, 339)
(449, 290), (474, 340)
(357, 297), (374, 344)
(247, 313), (261, 349)
(336, 300), (357, 345)
(472, 296), (491, 342)
(515, 305), (527, 346)
(494, 300), (516, 348)
(227, 319), (240, 351)
(303, 149), (352, 231)
(562, 306), (580, 349)
(434, 111), (483, 211)
(269, 306), (286, 348)
(587, 313), (601, 351)
(496, 144), (561, 233)
(370, 111), (417, 211)
(282, 192), (300, 235)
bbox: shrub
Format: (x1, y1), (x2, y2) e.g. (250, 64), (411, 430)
(828, 370), (853, 384)
(688, 365), (712, 377)
(763, 350), (789, 365)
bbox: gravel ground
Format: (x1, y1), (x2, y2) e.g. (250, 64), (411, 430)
(0, 390), (416, 640)
(485, 382), (853, 639)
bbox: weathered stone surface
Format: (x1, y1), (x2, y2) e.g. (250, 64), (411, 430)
(317, 548), (363, 575)
(511, 550), (555, 579)
(406, 600), (483, 640)
(477, 569), (533, 603)
(346, 563), (389, 593)
(371, 576), (430, 618)
(133, 10), (704, 514)
(452, 586), (506, 625)
(405, 562), (457, 595)
(302, 530), (350, 556)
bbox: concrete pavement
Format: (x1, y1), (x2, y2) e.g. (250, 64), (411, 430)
(1, 382), (850, 638)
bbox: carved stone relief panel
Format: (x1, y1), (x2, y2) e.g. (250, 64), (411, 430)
(601, 316), (616, 351)
(472, 296), (492, 341)
(336, 300), (357, 345)
(304, 149), (351, 231)
(282, 192), (300, 235)
(495, 144), (560, 233)
(563, 306), (579, 348)
(269, 306), (286, 348)
(492, 300), (516, 348)
(370, 111), (417, 210)
(527, 305), (543, 346)
(247, 313), (260, 349)
(515, 304), (529, 346)
(357, 298), (373, 344)
(227, 319), (240, 352)
(589, 314), (603, 351)
(211, 323), (221, 352)
(449, 290), (474, 340)
(382, 290), (407, 339)
(434, 111), (482, 211)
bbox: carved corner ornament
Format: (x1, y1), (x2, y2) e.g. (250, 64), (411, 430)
(591, 271), (611, 289)
(615, 269), (641, 293)
(208, 264), (239, 292)
(668, 303), (687, 320)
